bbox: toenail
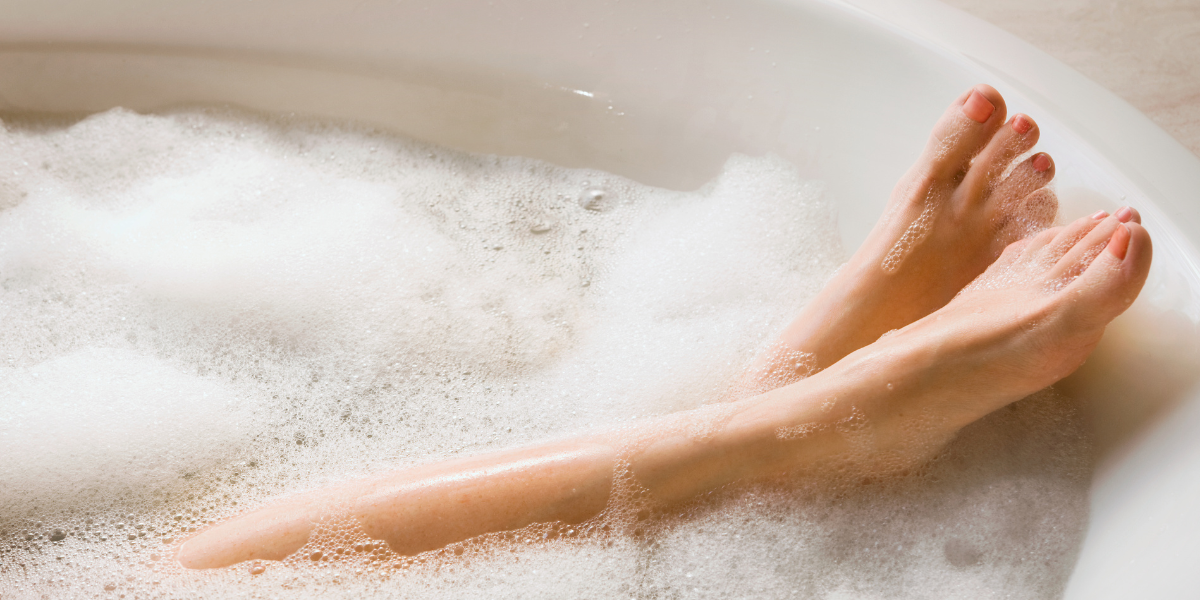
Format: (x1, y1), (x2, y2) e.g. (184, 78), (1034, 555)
(963, 90), (996, 123)
(1106, 224), (1131, 260)
(1115, 206), (1133, 223)
(1090, 210), (1109, 220)
(1012, 114), (1033, 134)
(1033, 153), (1052, 172)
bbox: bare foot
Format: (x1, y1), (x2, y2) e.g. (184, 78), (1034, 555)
(760, 85), (1060, 379)
(732, 209), (1152, 476)
(900, 208), (1151, 429)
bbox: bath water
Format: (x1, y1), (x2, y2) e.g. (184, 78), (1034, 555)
(0, 108), (1089, 599)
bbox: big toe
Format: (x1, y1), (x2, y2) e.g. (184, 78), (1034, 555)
(916, 85), (1008, 182)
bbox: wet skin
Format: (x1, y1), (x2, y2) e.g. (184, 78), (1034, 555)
(176, 86), (1151, 570)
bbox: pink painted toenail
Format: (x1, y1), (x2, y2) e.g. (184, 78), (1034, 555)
(1090, 210), (1109, 220)
(962, 90), (995, 123)
(1115, 206), (1133, 223)
(1012, 114), (1033, 134)
(1033, 153), (1052, 172)
(1106, 224), (1131, 260)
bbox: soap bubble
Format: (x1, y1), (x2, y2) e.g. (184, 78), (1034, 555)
(578, 187), (612, 211)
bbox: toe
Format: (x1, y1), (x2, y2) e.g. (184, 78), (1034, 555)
(915, 85), (1008, 182)
(1114, 205), (1142, 224)
(1017, 224), (1063, 259)
(1046, 214), (1123, 281)
(1066, 221), (1152, 326)
(984, 238), (1030, 276)
(994, 187), (1058, 247)
(1039, 212), (1105, 265)
(1020, 187), (1059, 229)
(987, 152), (1055, 212)
(962, 113), (1042, 201)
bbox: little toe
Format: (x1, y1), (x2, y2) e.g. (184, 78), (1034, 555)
(988, 152), (1055, 211)
(1067, 221), (1152, 326)
(1114, 205), (1143, 224)
(916, 85), (1008, 181)
(962, 113), (1041, 200)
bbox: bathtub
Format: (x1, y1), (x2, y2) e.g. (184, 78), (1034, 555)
(2, 0), (1198, 597)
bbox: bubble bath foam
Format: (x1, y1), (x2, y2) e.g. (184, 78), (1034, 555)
(0, 108), (1089, 599)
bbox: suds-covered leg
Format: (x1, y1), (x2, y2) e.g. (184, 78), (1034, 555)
(178, 211), (1150, 572)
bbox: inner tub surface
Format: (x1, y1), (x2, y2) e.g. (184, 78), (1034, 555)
(2, 0), (1199, 597)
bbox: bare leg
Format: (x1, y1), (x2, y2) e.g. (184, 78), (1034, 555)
(177, 210), (1150, 569)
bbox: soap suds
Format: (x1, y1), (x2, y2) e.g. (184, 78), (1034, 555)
(0, 108), (1088, 599)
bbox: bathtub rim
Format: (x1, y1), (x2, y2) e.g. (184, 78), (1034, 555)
(833, 2), (1200, 598)
(2, 0), (1199, 597)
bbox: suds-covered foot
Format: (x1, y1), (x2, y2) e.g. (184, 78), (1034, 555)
(824, 210), (1152, 464)
(761, 85), (1061, 382)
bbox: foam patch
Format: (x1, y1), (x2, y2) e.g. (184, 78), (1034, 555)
(0, 108), (1088, 599)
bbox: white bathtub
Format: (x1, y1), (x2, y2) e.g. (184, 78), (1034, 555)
(2, 0), (1198, 597)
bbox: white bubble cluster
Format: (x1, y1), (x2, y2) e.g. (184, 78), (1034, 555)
(0, 108), (1088, 599)
(880, 183), (943, 274)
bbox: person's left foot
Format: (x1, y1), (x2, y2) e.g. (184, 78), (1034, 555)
(748, 86), (1067, 387)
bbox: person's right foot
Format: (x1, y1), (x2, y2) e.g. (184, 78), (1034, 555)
(757, 85), (1066, 384)
(829, 210), (1148, 465)
(914, 209), (1150, 416)
(725, 209), (1151, 480)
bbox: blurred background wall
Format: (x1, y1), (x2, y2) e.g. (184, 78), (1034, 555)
(943, 0), (1200, 158)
